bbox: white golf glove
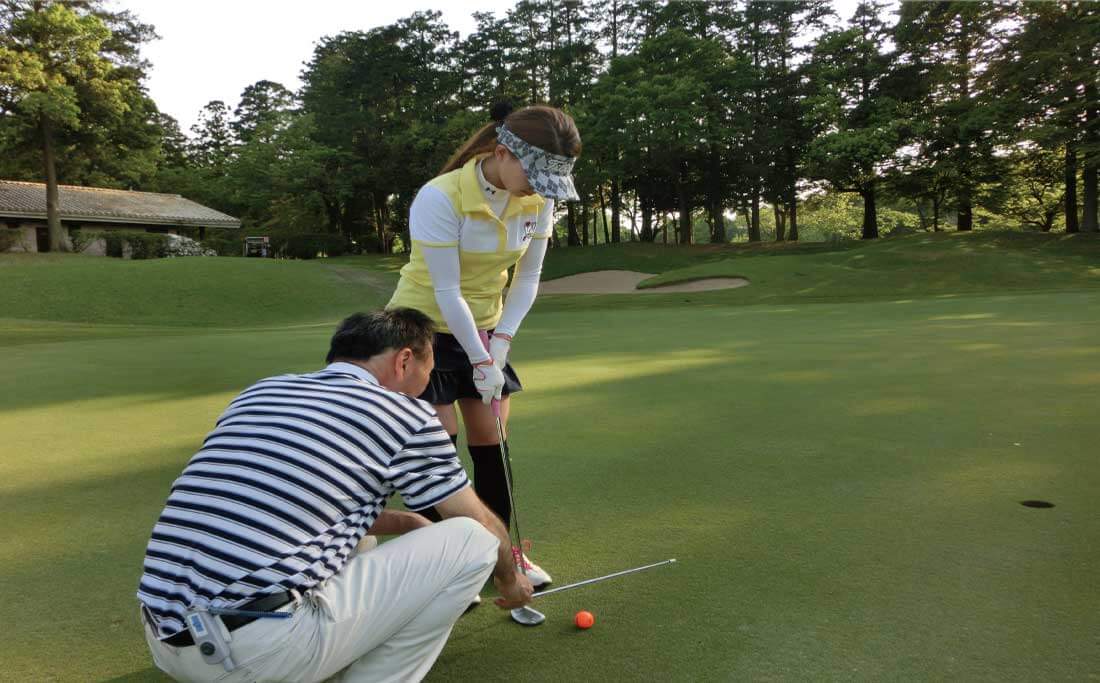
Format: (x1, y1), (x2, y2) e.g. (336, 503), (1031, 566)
(489, 333), (511, 370)
(472, 360), (505, 405)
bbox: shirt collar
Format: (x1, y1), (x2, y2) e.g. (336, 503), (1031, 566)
(476, 158), (506, 200)
(324, 361), (380, 385)
(458, 154), (544, 218)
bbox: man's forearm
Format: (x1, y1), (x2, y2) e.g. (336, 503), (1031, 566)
(478, 505), (519, 583)
(434, 487), (517, 582)
(367, 510), (431, 536)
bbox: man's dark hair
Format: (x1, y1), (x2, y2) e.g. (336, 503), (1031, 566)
(326, 309), (435, 364)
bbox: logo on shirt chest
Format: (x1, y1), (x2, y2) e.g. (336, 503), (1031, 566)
(521, 220), (536, 242)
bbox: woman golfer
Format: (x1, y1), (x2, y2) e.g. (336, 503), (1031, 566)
(387, 103), (580, 587)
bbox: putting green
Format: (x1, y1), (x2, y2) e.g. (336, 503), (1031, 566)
(1, 234), (1099, 680)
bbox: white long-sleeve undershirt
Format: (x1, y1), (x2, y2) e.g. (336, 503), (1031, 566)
(495, 237), (547, 338)
(419, 246), (492, 364)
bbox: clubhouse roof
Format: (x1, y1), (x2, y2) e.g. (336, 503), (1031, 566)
(0, 180), (240, 229)
(0, 180), (240, 253)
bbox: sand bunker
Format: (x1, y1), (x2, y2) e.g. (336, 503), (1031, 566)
(540, 270), (749, 294)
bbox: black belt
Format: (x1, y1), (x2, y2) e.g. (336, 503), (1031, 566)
(162, 590), (294, 648)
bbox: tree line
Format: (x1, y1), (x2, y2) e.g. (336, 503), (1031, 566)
(2, 0), (1097, 253)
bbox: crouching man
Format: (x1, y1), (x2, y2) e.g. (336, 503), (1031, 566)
(137, 308), (533, 682)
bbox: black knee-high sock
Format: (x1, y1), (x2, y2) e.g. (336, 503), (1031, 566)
(468, 443), (512, 528)
(416, 434), (459, 524)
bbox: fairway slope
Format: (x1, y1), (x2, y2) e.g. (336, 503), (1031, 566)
(2, 231), (1095, 329)
(537, 231), (1100, 310)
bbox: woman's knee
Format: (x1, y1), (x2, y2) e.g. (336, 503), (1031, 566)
(465, 425), (499, 445)
(458, 400), (506, 445)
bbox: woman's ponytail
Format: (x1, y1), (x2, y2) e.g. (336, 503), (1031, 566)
(438, 101), (514, 174)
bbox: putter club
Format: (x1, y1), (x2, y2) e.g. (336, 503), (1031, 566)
(497, 418), (544, 627)
(479, 332), (544, 626)
(509, 559), (678, 626)
(495, 404), (546, 626)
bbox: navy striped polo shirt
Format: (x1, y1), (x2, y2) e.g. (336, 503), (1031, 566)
(136, 362), (469, 640)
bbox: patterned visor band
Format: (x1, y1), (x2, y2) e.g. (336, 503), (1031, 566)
(496, 124), (579, 201)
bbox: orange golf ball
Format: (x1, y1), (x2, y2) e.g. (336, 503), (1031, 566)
(574, 610), (595, 629)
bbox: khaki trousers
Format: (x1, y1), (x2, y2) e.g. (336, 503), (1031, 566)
(143, 517), (498, 682)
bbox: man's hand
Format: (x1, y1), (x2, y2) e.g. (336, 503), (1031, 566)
(493, 571), (534, 609)
(472, 359), (505, 405)
(489, 334), (511, 370)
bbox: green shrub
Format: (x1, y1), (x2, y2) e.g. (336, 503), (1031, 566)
(281, 233), (348, 259)
(99, 231), (171, 259)
(325, 235), (348, 257)
(70, 229), (107, 253)
(346, 233), (383, 254)
(202, 236), (243, 256)
(129, 232), (171, 259)
(104, 231), (125, 257)
(0, 229), (21, 252)
(880, 208), (922, 237)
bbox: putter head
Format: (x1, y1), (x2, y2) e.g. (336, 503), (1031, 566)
(510, 606), (545, 626)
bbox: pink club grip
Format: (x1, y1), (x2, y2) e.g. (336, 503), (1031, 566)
(478, 330), (502, 418)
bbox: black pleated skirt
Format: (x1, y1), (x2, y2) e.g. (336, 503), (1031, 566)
(417, 332), (523, 405)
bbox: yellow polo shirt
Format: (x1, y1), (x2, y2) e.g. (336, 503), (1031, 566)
(387, 155), (553, 332)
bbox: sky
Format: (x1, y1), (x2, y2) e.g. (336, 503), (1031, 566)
(116, 0), (871, 134)
(117, 0), (519, 132)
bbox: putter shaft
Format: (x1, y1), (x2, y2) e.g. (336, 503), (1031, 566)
(533, 559), (677, 598)
(479, 330), (526, 576)
(494, 413), (525, 573)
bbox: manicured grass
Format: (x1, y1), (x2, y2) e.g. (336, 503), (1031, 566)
(1, 233), (1099, 680)
(0, 253), (396, 326)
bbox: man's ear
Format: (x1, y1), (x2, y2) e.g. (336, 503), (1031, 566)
(395, 348), (413, 378)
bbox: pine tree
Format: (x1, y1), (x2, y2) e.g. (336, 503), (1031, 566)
(0, 0), (156, 250)
(807, 0), (902, 239)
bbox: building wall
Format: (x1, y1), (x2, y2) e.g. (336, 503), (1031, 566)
(1, 221), (181, 255)
(1, 224), (39, 252)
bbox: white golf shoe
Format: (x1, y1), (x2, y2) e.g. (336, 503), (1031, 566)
(512, 546), (552, 588)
